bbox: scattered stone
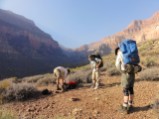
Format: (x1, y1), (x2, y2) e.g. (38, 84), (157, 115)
(94, 97), (99, 100)
(69, 97), (80, 101)
(92, 110), (100, 117)
(41, 89), (52, 95)
(26, 107), (36, 112)
(42, 104), (49, 109)
(72, 108), (82, 115)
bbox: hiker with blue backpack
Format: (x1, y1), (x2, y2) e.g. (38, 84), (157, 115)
(115, 39), (142, 114)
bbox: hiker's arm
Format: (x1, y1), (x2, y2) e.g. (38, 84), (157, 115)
(115, 53), (122, 72)
(96, 58), (102, 68)
(115, 52), (127, 73)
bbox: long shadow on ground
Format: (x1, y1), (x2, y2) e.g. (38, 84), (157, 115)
(129, 105), (152, 114)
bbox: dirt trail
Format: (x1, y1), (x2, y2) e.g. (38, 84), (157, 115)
(1, 76), (158, 119)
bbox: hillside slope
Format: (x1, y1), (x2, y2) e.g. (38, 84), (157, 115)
(1, 39), (159, 119)
(1, 75), (158, 119)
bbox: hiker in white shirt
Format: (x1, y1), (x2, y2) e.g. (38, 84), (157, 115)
(88, 54), (102, 89)
(53, 66), (70, 92)
(115, 47), (135, 114)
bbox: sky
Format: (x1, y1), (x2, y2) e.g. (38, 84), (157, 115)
(0, 0), (159, 48)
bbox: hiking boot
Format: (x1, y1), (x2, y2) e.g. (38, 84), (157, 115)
(94, 86), (99, 90)
(118, 105), (129, 114)
(56, 87), (61, 90)
(127, 105), (133, 113)
(61, 85), (66, 92)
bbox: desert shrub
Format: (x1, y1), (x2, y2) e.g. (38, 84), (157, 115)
(22, 74), (45, 83)
(36, 76), (56, 86)
(66, 70), (92, 84)
(0, 80), (12, 104)
(2, 82), (40, 102)
(23, 74), (56, 86)
(107, 66), (120, 76)
(143, 57), (158, 68)
(138, 67), (159, 81)
(11, 77), (22, 83)
(0, 80), (12, 90)
(72, 65), (90, 72)
(104, 58), (115, 67)
(0, 109), (17, 119)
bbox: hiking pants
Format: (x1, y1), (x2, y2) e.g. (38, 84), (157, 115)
(92, 69), (100, 88)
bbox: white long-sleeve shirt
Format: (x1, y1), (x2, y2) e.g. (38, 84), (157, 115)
(90, 58), (102, 71)
(115, 50), (125, 71)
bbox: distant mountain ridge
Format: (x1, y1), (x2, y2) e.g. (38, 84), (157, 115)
(1, 9), (159, 79)
(75, 11), (159, 53)
(0, 9), (80, 79)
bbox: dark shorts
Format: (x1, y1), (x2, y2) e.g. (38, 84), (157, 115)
(121, 72), (135, 88)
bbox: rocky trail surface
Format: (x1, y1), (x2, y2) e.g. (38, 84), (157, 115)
(1, 76), (158, 119)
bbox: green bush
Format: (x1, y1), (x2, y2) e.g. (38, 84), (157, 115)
(138, 67), (159, 81)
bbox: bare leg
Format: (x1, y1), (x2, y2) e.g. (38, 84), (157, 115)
(123, 96), (129, 107)
(60, 78), (65, 92)
(91, 70), (95, 88)
(56, 78), (60, 90)
(94, 70), (100, 89)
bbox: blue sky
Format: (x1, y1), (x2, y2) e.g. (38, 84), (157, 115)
(0, 0), (159, 48)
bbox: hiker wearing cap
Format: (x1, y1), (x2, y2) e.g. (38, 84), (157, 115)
(88, 53), (103, 89)
(53, 66), (70, 92)
(115, 39), (142, 114)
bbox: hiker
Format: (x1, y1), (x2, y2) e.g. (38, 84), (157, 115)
(53, 66), (70, 92)
(115, 39), (141, 114)
(88, 53), (103, 89)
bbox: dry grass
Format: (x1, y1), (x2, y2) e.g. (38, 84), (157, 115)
(21, 73), (56, 86)
(107, 66), (120, 76)
(0, 79), (13, 90)
(139, 39), (159, 68)
(138, 67), (159, 81)
(0, 79), (13, 104)
(22, 74), (46, 83)
(66, 69), (92, 84)
(2, 82), (40, 102)
(153, 88), (159, 119)
(53, 115), (74, 119)
(0, 109), (17, 119)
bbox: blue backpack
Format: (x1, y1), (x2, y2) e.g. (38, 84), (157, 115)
(119, 39), (140, 65)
